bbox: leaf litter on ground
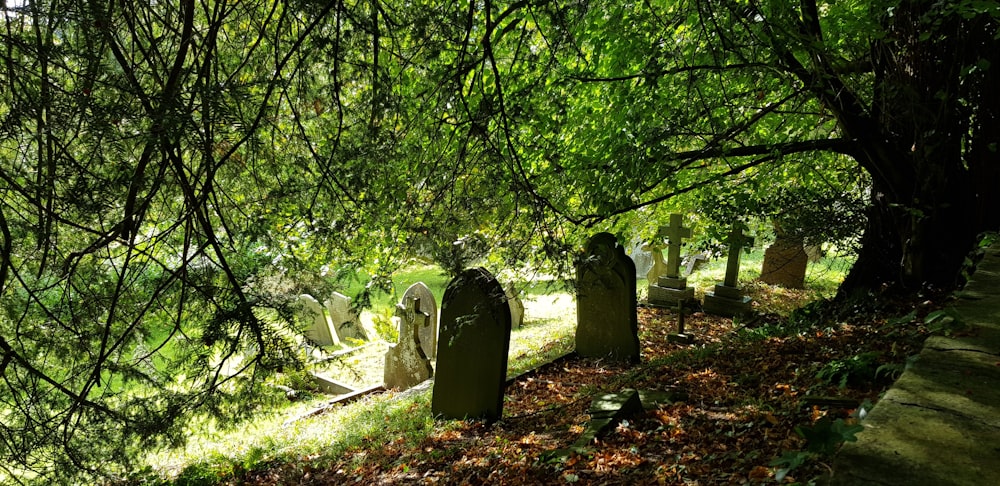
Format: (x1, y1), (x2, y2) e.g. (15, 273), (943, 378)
(225, 285), (930, 486)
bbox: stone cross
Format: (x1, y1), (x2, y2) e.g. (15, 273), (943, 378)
(723, 224), (754, 288)
(402, 282), (438, 358)
(383, 296), (433, 390)
(656, 214), (692, 279)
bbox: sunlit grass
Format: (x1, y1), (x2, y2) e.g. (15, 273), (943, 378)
(639, 248), (853, 317)
(145, 274), (578, 483)
(146, 252), (851, 483)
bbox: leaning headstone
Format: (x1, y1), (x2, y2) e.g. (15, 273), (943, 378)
(325, 291), (368, 342)
(760, 237), (808, 289)
(431, 268), (512, 422)
(648, 214), (696, 307)
(703, 224), (754, 317)
(575, 232), (640, 363)
(384, 296), (434, 390)
(682, 251), (711, 276)
(298, 294), (340, 346)
(402, 282), (438, 358)
(506, 286), (525, 329)
(628, 239), (653, 280)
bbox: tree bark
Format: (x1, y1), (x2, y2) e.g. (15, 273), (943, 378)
(834, 1), (995, 297)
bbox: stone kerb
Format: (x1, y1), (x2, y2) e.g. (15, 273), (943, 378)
(575, 232), (640, 363)
(431, 267), (512, 422)
(829, 247), (1000, 485)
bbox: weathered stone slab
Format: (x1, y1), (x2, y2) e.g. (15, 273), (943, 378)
(760, 237), (808, 288)
(628, 239), (653, 281)
(830, 246), (1000, 486)
(384, 295), (434, 390)
(402, 282), (438, 359)
(575, 232), (639, 363)
(431, 268), (512, 422)
(682, 251), (710, 276)
(703, 285), (752, 317)
(298, 294), (340, 346)
(325, 291), (368, 342)
(648, 283), (696, 308)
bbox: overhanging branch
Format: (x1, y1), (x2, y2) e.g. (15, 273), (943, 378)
(566, 62), (772, 83)
(575, 138), (856, 226)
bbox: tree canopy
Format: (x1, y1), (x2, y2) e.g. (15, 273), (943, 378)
(0, 0), (997, 481)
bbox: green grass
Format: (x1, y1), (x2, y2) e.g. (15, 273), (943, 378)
(144, 267), (578, 483)
(638, 248), (853, 309)
(145, 252), (853, 483)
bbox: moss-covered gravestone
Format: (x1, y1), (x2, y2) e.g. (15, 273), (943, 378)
(402, 282), (438, 359)
(383, 296), (433, 390)
(575, 232), (639, 363)
(760, 237), (808, 289)
(431, 268), (512, 422)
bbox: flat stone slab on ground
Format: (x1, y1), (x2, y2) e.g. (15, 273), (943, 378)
(830, 247), (1000, 486)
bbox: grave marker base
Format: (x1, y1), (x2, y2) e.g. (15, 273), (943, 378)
(647, 284), (695, 307)
(703, 284), (752, 317)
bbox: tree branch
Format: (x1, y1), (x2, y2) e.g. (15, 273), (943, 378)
(566, 63), (772, 83)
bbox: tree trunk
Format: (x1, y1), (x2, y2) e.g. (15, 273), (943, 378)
(835, 1), (996, 298)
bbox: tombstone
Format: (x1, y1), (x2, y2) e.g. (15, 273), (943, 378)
(703, 224), (754, 317)
(402, 282), (438, 358)
(641, 241), (668, 283)
(628, 239), (653, 280)
(384, 296), (434, 390)
(431, 267), (512, 422)
(575, 232), (640, 363)
(647, 214), (696, 307)
(324, 291), (369, 342)
(297, 294), (340, 346)
(682, 251), (711, 276)
(805, 244), (823, 262)
(506, 286), (525, 328)
(760, 237), (808, 289)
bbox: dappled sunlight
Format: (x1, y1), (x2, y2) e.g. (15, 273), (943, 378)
(144, 264), (929, 485)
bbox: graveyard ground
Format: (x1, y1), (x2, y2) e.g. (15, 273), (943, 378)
(189, 283), (933, 486)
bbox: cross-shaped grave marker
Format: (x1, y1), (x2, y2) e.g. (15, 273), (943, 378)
(383, 295), (433, 391)
(647, 213), (696, 306)
(655, 213), (692, 279)
(722, 223), (754, 288)
(703, 222), (755, 317)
